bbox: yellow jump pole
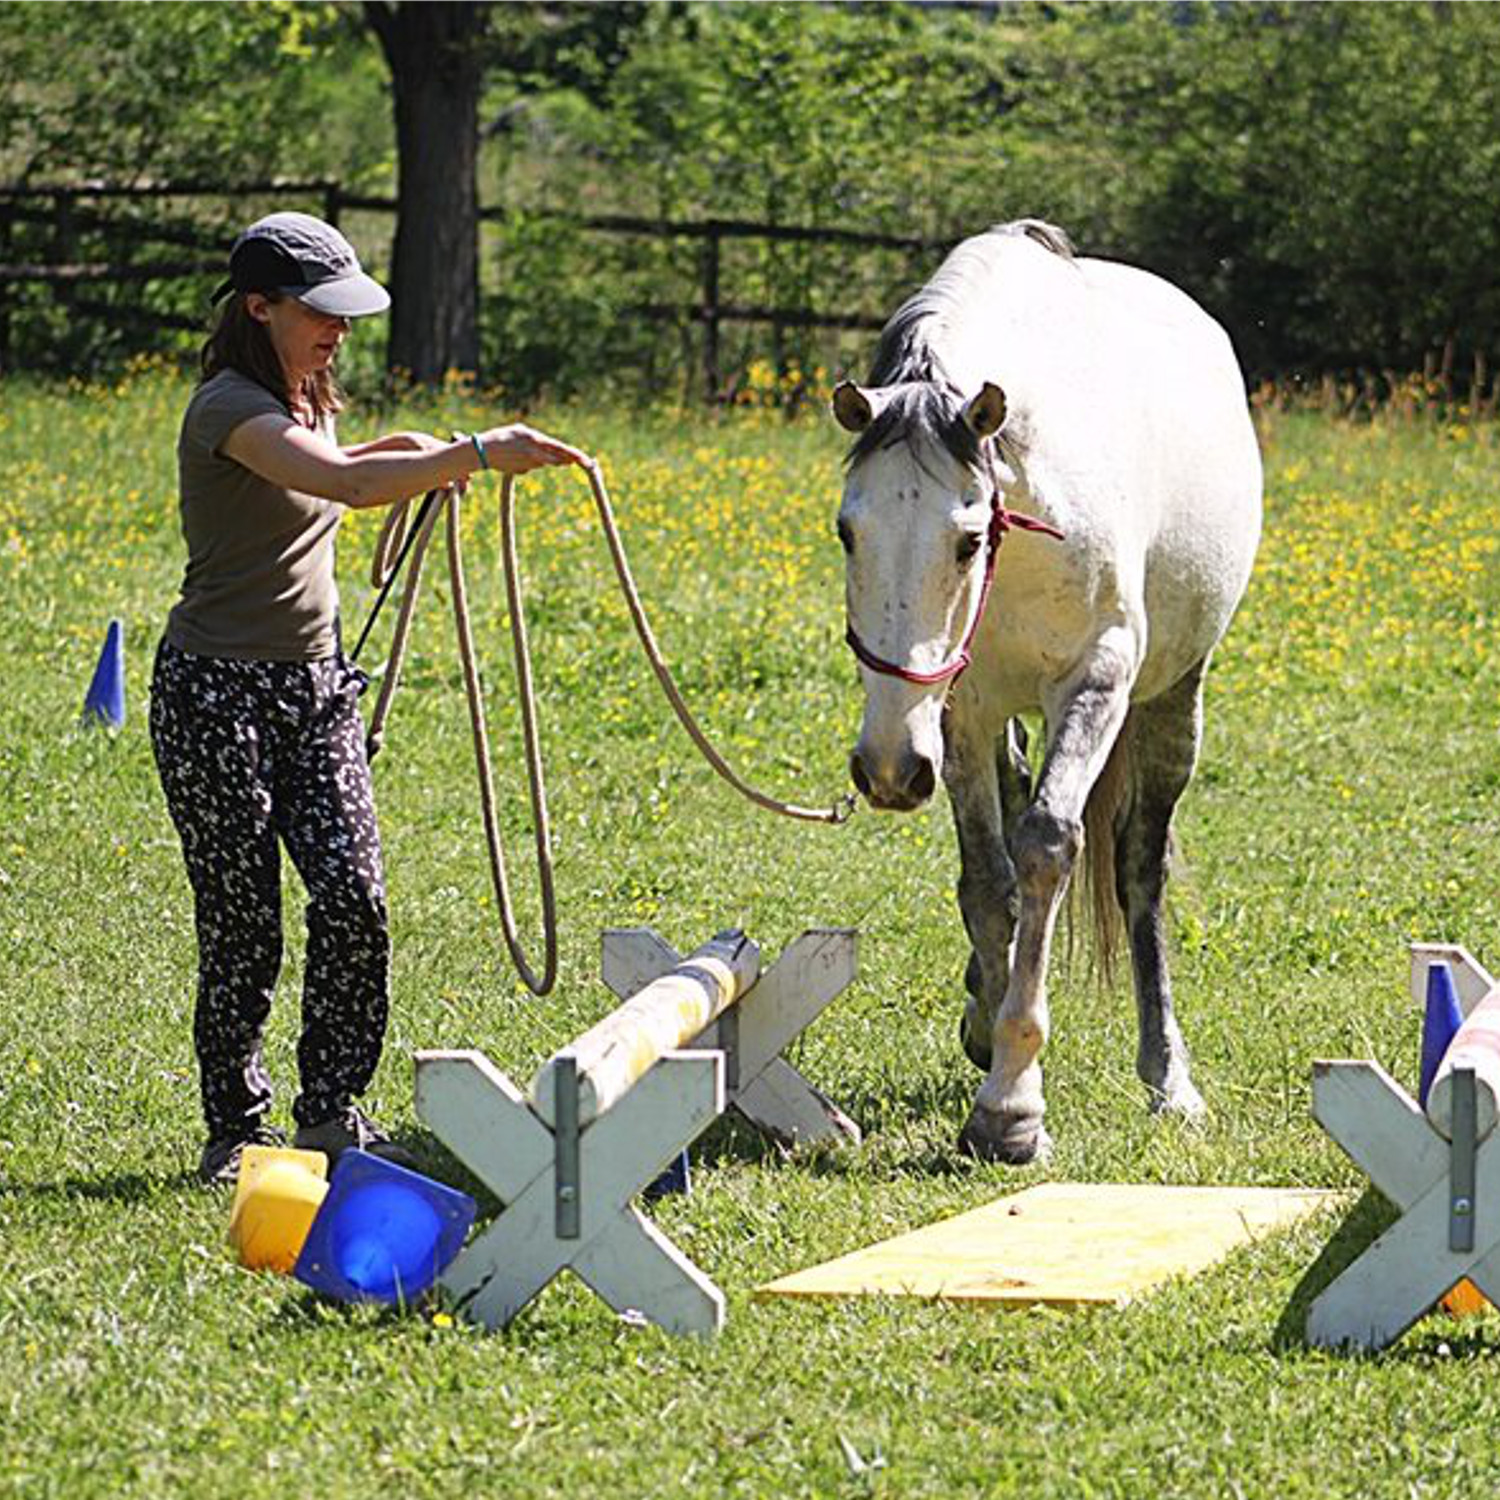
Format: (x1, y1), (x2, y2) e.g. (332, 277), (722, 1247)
(529, 930), (760, 1127)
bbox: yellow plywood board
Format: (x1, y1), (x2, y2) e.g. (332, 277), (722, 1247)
(758, 1183), (1343, 1308)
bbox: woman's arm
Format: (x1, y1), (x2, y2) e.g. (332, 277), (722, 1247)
(342, 431), (448, 460)
(221, 416), (589, 509)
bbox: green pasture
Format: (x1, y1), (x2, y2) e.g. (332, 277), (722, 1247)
(3, 371), (1500, 1497)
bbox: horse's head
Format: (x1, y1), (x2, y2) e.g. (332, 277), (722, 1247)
(832, 377), (1009, 812)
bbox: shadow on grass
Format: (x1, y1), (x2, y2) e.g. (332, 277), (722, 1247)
(0, 1168), (199, 1203)
(665, 1099), (986, 1181)
(265, 1289), (416, 1332)
(1270, 1186), (1397, 1351)
(674, 1053), (991, 1176)
(1271, 1186), (1500, 1361)
(389, 1051), (1016, 1211)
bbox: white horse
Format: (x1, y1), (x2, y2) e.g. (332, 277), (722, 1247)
(833, 220), (1262, 1163)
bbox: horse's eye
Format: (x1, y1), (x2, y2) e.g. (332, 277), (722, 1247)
(837, 519), (855, 555)
(956, 532), (983, 566)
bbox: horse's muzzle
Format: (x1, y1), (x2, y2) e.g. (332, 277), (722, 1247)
(849, 746), (937, 811)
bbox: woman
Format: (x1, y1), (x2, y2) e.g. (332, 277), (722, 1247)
(152, 211), (586, 1185)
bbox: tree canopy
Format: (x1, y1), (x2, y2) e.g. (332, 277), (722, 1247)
(2, 1), (1498, 400)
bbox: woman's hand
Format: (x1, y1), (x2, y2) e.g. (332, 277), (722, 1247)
(476, 424), (590, 474)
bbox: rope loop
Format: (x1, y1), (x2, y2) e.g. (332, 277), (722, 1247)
(357, 459), (854, 996)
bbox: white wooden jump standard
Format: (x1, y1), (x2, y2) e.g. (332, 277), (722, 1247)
(414, 927), (858, 1336)
(1306, 943), (1500, 1351)
(1409, 942), (1493, 1017)
(598, 926), (861, 1148)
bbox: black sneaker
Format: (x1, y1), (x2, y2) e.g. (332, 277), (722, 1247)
(198, 1122), (287, 1188)
(292, 1106), (418, 1170)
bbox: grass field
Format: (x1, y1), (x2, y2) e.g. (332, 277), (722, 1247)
(3, 368), (1500, 1498)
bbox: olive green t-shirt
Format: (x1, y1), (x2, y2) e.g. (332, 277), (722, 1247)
(165, 368), (344, 661)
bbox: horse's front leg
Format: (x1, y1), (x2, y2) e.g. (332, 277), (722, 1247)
(959, 645), (1134, 1164)
(945, 711), (1021, 1076)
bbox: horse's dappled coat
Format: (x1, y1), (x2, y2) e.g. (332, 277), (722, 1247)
(834, 220), (1262, 1162)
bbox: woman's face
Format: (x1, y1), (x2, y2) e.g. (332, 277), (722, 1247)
(246, 293), (350, 385)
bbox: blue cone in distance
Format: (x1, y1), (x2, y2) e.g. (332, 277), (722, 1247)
(293, 1150), (476, 1306)
(1419, 960), (1465, 1107)
(81, 619), (126, 728)
(642, 1149), (692, 1202)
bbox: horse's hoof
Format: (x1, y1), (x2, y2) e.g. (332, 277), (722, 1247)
(959, 1005), (992, 1073)
(1147, 1075), (1207, 1120)
(957, 1108), (1050, 1165)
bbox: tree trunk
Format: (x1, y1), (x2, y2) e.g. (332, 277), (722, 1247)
(364, 1), (487, 384)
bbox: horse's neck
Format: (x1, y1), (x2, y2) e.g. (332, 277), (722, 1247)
(917, 241), (1073, 395)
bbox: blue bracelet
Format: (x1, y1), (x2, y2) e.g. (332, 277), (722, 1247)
(470, 431), (489, 470)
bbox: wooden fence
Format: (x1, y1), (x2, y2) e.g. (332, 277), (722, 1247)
(0, 180), (947, 394)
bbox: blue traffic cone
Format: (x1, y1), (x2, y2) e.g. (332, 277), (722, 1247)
(642, 1149), (692, 1202)
(1419, 960), (1465, 1106)
(81, 619), (125, 728)
(293, 1150), (476, 1306)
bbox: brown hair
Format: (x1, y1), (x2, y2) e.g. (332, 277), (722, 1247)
(199, 292), (344, 427)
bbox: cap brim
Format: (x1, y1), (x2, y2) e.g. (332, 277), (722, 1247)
(288, 272), (391, 318)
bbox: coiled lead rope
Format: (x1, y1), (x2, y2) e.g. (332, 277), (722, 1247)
(358, 459), (853, 997)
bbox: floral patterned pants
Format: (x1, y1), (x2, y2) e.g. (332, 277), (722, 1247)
(149, 640), (390, 1140)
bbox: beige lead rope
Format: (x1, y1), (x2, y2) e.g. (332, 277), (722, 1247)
(363, 459), (854, 998)
(577, 460), (856, 827)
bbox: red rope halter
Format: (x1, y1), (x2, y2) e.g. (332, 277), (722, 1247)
(844, 488), (1064, 687)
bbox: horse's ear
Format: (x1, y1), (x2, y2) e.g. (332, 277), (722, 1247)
(962, 382), (1008, 439)
(832, 381), (876, 432)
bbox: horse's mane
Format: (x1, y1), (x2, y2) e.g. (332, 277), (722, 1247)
(847, 219), (1074, 472)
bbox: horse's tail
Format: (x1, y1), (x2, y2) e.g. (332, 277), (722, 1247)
(1079, 714), (1132, 985)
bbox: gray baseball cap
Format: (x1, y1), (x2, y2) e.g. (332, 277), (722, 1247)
(214, 211), (390, 317)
